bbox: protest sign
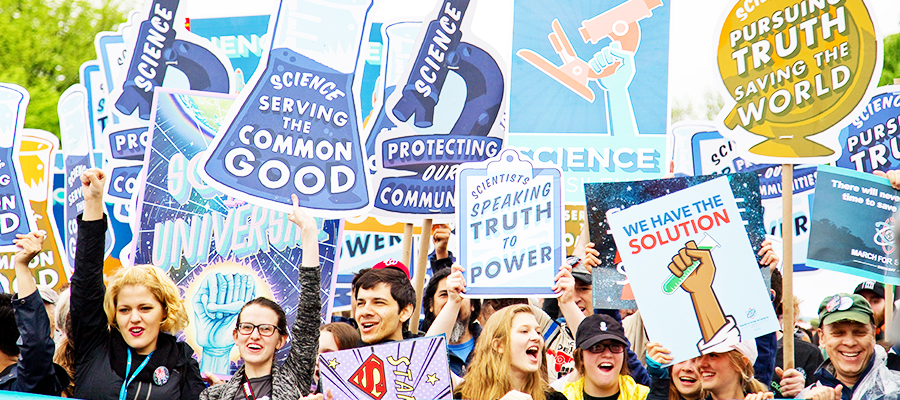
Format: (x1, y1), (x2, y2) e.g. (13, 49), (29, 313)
(200, 0), (374, 217)
(836, 86), (900, 173)
(59, 85), (96, 270)
(132, 89), (341, 375)
(109, 0), (235, 121)
(565, 204), (586, 256)
(456, 149), (563, 297)
(807, 165), (900, 285)
(187, 15), (270, 89)
(318, 335), (453, 400)
(0, 130), (69, 293)
(366, 0), (508, 221)
(585, 172), (766, 309)
(79, 60), (110, 162)
(715, 0), (883, 164)
(0, 83), (35, 253)
(507, 0), (669, 203)
(606, 177), (778, 363)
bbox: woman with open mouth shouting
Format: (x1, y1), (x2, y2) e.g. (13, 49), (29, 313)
(70, 168), (205, 400)
(200, 193), (322, 400)
(558, 313), (650, 400)
(455, 304), (567, 400)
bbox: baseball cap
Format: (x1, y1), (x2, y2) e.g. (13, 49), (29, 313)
(576, 314), (627, 350)
(853, 280), (885, 299)
(570, 261), (591, 285)
(710, 340), (758, 365)
(37, 285), (58, 305)
(373, 258), (410, 279)
(818, 293), (874, 326)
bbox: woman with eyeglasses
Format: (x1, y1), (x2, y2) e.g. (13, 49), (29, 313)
(559, 313), (649, 400)
(200, 194), (321, 400)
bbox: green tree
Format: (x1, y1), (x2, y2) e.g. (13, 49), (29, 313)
(879, 32), (900, 86)
(0, 0), (127, 136)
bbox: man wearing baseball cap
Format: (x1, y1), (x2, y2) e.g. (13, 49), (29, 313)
(559, 313), (649, 400)
(788, 293), (900, 400)
(853, 281), (886, 342)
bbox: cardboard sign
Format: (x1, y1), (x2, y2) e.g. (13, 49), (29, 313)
(807, 165), (900, 285)
(585, 172), (766, 309)
(0, 83), (36, 253)
(110, 0), (235, 120)
(187, 15), (271, 89)
(606, 177), (778, 363)
(318, 335), (453, 400)
(367, 0), (508, 221)
(836, 86), (900, 173)
(456, 149), (563, 297)
(715, 0), (883, 164)
(131, 89), (342, 375)
(507, 0), (670, 203)
(59, 85), (96, 270)
(200, 0), (374, 218)
(0, 130), (69, 293)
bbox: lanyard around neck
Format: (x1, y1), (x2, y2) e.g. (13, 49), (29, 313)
(119, 349), (154, 400)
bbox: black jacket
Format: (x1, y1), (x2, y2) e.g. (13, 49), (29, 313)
(71, 215), (205, 400)
(0, 290), (69, 395)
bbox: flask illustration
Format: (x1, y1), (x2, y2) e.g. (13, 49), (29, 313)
(0, 84), (35, 250)
(202, 0), (373, 216)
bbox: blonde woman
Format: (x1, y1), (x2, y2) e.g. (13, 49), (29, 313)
(456, 304), (566, 400)
(71, 168), (204, 400)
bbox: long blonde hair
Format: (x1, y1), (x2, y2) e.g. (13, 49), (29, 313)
(103, 265), (189, 333)
(700, 350), (767, 400)
(457, 305), (548, 400)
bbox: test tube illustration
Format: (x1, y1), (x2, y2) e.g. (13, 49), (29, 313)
(203, 0), (374, 213)
(59, 85), (95, 271)
(662, 233), (720, 295)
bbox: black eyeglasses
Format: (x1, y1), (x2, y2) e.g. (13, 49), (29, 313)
(237, 323), (280, 337)
(586, 342), (625, 354)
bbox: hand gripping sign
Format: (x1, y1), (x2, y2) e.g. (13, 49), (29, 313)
(366, 0), (507, 221)
(200, 0), (374, 218)
(456, 149), (564, 297)
(0, 84), (35, 252)
(715, 0), (883, 164)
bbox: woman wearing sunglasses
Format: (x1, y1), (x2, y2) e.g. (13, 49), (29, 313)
(200, 194), (321, 400)
(560, 314), (649, 400)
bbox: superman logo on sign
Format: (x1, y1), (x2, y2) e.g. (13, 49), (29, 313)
(349, 353), (387, 400)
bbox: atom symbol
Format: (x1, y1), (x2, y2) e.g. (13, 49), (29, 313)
(873, 217), (895, 255)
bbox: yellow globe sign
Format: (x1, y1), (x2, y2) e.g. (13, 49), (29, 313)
(716, 0), (882, 163)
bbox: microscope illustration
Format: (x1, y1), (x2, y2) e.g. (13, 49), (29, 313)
(516, 0), (662, 135)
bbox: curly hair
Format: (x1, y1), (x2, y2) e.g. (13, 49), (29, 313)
(103, 265), (189, 333)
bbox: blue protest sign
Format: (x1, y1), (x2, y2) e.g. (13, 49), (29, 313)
(0, 83), (36, 252)
(366, 0), (507, 221)
(132, 89), (342, 375)
(585, 172), (766, 309)
(200, 0), (374, 218)
(456, 149), (563, 297)
(110, 0), (235, 120)
(79, 60), (111, 157)
(606, 177), (778, 363)
(807, 165), (900, 285)
(59, 85), (96, 269)
(507, 0), (669, 203)
(836, 86), (900, 173)
(188, 15), (270, 89)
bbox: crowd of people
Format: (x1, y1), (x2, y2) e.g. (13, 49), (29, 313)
(2, 167), (900, 400)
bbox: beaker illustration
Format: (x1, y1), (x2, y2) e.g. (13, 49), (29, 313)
(0, 84), (33, 246)
(204, 0), (373, 214)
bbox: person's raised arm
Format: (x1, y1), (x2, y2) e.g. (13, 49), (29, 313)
(69, 168), (109, 363)
(425, 264), (466, 338)
(10, 231), (60, 394)
(554, 264), (584, 332)
(280, 194), (322, 396)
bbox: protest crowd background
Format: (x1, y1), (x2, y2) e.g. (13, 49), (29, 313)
(2, 0), (900, 399)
